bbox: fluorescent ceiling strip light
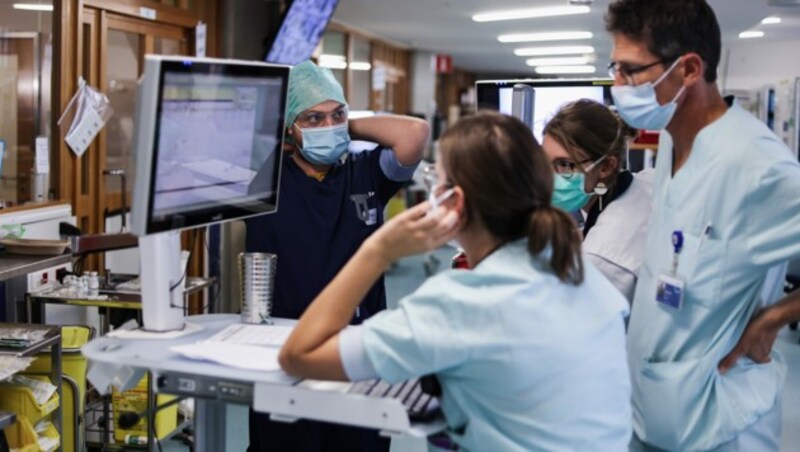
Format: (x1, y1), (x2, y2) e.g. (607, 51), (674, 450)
(499, 31), (593, 43)
(13, 3), (53, 11)
(738, 31), (765, 39)
(761, 16), (781, 25)
(514, 45), (595, 56)
(349, 62), (372, 71)
(473, 6), (590, 23)
(318, 54), (347, 70)
(526, 56), (595, 67)
(535, 65), (596, 75)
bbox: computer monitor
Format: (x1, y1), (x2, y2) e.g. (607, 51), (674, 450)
(265, 0), (341, 65)
(476, 78), (613, 143)
(130, 55), (290, 332)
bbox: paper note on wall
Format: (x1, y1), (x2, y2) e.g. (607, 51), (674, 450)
(196, 22), (207, 58)
(35, 136), (49, 174)
(65, 106), (103, 157)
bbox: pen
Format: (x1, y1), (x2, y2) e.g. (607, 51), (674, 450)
(697, 222), (712, 251)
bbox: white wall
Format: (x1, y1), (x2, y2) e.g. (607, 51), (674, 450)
(722, 39), (800, 91)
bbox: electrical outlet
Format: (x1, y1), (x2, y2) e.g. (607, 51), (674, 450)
(27, 263), (73, 293)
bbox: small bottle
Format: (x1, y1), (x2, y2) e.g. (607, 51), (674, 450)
(88, 271), (100, 297)
(79, 273), (89, 296)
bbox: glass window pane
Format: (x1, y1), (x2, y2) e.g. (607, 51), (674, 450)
(350, 37), (371, 111)
(0, 4), (53, 206)
(105, 30), (140, 194)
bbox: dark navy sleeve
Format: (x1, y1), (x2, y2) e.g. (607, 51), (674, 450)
(359, 146), (414, 205)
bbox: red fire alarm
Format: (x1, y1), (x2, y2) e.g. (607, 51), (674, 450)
(436, 54), (453, 74)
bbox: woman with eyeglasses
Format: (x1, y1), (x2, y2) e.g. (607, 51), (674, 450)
(245, 60), (429, 452)
(279, 112), (632, 451)
(542, 99), (654, 302)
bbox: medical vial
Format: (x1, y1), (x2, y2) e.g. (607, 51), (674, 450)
(87, 271), (100, 297)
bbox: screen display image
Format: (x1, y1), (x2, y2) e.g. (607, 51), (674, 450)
(477, 79), (613, 143)
(131, 57), (290, 236)
(152, 72), (284, 219)
(266, 0), (340, 65)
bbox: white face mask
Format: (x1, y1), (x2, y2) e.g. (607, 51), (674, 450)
(427, 188), (461, 250)
(611, 58), (685, 130)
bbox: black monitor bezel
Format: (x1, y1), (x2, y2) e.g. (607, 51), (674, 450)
(145, 59), (289, 234)
(476, 78), (615, 111)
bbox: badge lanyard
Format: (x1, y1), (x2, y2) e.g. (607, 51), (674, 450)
(656, 230), (686, 310)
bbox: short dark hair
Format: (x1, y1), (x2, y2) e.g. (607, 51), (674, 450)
(605, 0), (721, 83)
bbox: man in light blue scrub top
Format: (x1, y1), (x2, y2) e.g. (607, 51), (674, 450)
(606, 1), (800, 450)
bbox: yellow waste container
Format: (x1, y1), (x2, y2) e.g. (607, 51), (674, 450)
(27, 325), (93, 452)
(111, 374), (178, 443)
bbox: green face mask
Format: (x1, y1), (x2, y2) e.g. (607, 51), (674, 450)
(552, 173), (592, 212)
(551, 155), (606, 212)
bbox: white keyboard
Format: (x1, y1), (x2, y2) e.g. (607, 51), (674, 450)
(207, 323), (293, 347)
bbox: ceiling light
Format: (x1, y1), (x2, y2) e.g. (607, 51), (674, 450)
(526, 56), (595, 67)
(499, 31), (593, 43)
(13, 3), (53, 11)
(318, 54), (347, 70)
(514, 45), (595, 56)
(761, 16), (781, 25)
(535, 65), (597, 75)
(348, 62), (372, 71)
(739, 31), (765, 39)
(473, 6), (590, 23)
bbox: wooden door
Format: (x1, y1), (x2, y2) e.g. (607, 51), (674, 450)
(55, 1), (218, 312)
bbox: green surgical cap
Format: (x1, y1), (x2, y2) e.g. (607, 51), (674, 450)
(285, 60), (348, 127)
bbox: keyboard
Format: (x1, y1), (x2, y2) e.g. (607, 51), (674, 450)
(207, 323), (292, 347)
(348, 378), (440, 422)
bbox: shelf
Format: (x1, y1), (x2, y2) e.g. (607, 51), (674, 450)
(0, 323), (60, 357)
(629, 143), (658, 151)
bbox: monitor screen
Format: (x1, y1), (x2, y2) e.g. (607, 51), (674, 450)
(476, 79), (613, 142)
(131, 56), (290, 236)
(266, 0), (341, 65)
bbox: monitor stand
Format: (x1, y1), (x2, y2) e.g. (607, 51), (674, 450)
(139, 230), (186, 332)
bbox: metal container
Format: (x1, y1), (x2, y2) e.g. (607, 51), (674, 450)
(239, 252), (276, 324)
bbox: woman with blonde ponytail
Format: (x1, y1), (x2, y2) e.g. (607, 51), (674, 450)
(280, 112), (632, 451)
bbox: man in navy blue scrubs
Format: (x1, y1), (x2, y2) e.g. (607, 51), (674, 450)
(246, 61), (429, 451)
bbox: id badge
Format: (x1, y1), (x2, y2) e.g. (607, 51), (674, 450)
(656, 273), (685, 310)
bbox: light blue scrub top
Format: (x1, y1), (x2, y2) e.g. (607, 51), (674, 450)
(628, 100), (800, 451)
(361, 240), (632, 451)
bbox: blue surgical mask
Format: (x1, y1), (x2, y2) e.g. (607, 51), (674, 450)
(551, 156), (605, 212)
(611, 58), (686, 130)
(295, 122), (351, 165)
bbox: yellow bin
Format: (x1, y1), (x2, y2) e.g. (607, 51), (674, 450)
(111, 374), (178, 443)
(2, 415), (60, 452)
(0, 376), (60, 426)
(27, 325), (94, 452)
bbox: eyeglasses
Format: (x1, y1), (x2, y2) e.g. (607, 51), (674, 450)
(551, 158), (594, 177)
(295, 105), (349, 128)
(607, 60), (666, 85)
